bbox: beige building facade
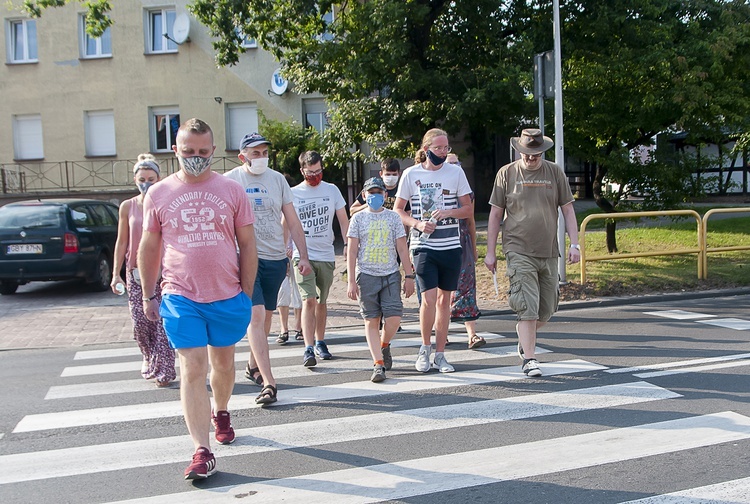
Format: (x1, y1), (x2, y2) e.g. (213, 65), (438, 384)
(0, 0), (328, 194)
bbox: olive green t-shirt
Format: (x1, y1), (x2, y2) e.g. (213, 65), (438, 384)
(488, 159), (574, 258)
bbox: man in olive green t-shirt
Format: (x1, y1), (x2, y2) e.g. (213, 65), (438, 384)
(484, 128), (581, 378)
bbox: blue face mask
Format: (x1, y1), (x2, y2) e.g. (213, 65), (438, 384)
(366, 193), (385, 211)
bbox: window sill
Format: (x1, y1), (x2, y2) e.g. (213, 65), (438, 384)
(12, 157), (44, 162)
(83, 154), (117, 159)
(144, 51), (179, 56)
(5, 60), (39, 66)
(80, 55), (113, 61)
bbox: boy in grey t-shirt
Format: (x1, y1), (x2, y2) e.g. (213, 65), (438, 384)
(346, 177), (415, 382)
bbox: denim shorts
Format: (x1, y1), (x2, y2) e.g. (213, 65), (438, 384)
(356, 270), (404, 320)
(251, 258), (289, 311)
(160, 291), (252, 349)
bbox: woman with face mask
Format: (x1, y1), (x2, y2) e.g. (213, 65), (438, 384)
(394, 129), (474, 375)
(111, 154), (176, 387)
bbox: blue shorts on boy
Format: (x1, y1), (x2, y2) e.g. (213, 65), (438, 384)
(160, 291), (252, 349)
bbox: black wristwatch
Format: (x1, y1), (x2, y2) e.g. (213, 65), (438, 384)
(142, 293), (158, 302)
(404, 274), (416, 279)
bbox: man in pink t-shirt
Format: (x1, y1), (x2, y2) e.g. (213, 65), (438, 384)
(138, 118), (257, 481)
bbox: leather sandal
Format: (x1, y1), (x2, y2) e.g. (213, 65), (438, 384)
(244, 363), (264, 386)
(468, 335), (486, 350)
(276, 331), (289, 345)
(255, 384), (278, 405)
(294, 330), (304, 341)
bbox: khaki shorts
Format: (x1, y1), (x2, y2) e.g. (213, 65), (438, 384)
(505, 252), (559, 322)
(294, 259), (335, 303)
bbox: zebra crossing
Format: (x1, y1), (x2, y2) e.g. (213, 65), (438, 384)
(3, 320), (750, 503)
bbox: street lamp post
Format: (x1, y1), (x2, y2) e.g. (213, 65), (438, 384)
(553, 0), (567, 283)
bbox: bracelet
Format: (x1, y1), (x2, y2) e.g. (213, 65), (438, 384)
(569, 244), (580, 250)
(142, 293), (158, 302)
(404, 274), (416, 279)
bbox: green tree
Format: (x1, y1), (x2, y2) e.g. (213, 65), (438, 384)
(257, 113), (325, 185)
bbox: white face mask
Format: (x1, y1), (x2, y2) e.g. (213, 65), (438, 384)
(382, 175), (399, 188)
(247, 157), (269, 175)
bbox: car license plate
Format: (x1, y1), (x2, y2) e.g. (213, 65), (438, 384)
(7, 244), (43, 254)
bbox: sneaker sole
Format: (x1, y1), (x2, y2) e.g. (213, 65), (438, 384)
(433, 366), (455, 373)
(525, 369), (543, 377)
(371, 374), (386, 383)
(185, 469), (216, 480)
(216, 436), (235, 445)
(315, 351), (332, 360)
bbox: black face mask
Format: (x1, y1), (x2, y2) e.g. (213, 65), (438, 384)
(427, 150), (447, 166)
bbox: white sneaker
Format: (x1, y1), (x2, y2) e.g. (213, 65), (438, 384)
(432, 352), (455, 373)
(522, 358), (542, 377)
(415, 344), (431, 373)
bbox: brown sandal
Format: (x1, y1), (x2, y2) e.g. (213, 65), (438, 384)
(468, 335), (486, 350)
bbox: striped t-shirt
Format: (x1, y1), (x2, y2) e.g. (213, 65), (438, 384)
(396, 162), (472, 251)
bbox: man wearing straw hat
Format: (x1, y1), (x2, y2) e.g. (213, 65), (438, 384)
(484, 128), (580, 377)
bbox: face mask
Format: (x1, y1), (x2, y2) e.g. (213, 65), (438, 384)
(382, 175), (399, 187)
(247, 157), (269, 175)
(427, 150), (447, 166)
(366, 193), (385, 211)
(137, 182), (154, 195)
(304, 171), (323, 187)
(179, 155), (213, 177)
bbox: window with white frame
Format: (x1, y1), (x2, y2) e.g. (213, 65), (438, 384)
(235, 28), (257, 49)
(145, 8), (177, 54)
(84, 110), (116, 156)
(79, 15), (112, 58)
(6, 19), (38, 63)
(303, 99), (328, 134)
(226, 103), (259, 150)
(13, 114), (44, 160)
(320, 5), (334, 41)
(150, 107), (180, 152)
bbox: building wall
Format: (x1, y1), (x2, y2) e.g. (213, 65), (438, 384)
(0, 1), (315, 190)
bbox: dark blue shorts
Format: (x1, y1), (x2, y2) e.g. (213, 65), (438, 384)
(160, 291), (252, 349)
(251, 258), (289, 311)
(412, 247), (462, 292)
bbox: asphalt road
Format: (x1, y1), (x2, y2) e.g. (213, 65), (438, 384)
(1, 294), (750, 503)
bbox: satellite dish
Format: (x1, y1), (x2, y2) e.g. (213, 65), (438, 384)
(172, 13), (191, 44)
(271, 69), (289, 95)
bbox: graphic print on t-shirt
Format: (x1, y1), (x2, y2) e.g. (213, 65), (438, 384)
(245, 185), (276, 242)
(417, 183), (443, 220)
(297, 196), (333, 236)
(363, 218), (391, 265)
(165, 191), (229, 249)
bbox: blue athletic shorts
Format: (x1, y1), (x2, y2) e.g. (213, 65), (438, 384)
(251, 258), (289, 311)
(160, 291), (252, 349)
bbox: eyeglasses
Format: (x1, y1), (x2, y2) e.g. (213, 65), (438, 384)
(303, 169), (323, 177)
(429, 145), (452, 154)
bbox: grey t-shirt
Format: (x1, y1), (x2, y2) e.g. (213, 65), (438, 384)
(347, 208), (406, 276)
(224, 166), (292, 260)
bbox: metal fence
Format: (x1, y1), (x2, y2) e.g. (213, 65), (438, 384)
(0, 157), (244, 194)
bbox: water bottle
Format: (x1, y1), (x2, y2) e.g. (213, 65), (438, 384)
(115, 283), (126, 296)
(420, 216), (438, 242)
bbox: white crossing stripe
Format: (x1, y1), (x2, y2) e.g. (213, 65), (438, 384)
(619, 476), (750, 503)
(15, 359), (605, 433)
(697, 317), (750, 330)
(47, 345), (549, 400)
(606, 352), (750, 374)
(0, 381), (678, 485)
(635, 358), (750, 378)
(644, 309), (715, 320)
(102, 412), (750, 504)
(61, 334), (511, 377)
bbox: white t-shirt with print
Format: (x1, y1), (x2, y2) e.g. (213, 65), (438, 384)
(396, 162), (471, 251)
(224, 166), (292, 261)
(347, 208), (405, 277)
(291, 180), (346, 262)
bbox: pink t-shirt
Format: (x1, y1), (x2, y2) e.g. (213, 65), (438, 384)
(143, 172), (255, 303)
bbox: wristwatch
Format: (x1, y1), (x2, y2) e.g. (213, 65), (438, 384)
(404, 274), (416, 279)
(142, 293), (158, 302)
(569, 244), (581, 250)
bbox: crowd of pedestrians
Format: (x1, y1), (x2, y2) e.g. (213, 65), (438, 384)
(112, 118), (580, 481)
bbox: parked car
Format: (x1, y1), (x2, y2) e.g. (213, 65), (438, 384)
(0, 198), (119, 295)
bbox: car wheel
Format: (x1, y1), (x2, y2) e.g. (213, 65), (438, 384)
(0, 281), (19, 295)
(89, 253), (113, 292)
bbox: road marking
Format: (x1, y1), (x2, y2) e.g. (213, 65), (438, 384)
(606, 352), (750, 374)
(47, 345), (549, 400)
(697, 317), (750, 330)
(101, 412), (750, 504)
(60, 335), (513, 377)
(618, 476), (750, 503)
(16, 359), (605, 433)
(0, 381), (677, 484)
(635, 358), (750, 378)
(643, 310), (715, 320)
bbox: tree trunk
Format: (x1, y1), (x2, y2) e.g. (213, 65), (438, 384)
(592, 163), (619, 253)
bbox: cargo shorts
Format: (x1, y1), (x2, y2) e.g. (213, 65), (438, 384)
(505, 251), (559, 322)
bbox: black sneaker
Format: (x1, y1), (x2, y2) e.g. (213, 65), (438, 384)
(522, 358), (542, 377)
(303, 346), (317, 367)
(315, 341), (333, 360)
(382, 344), (392, 371)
